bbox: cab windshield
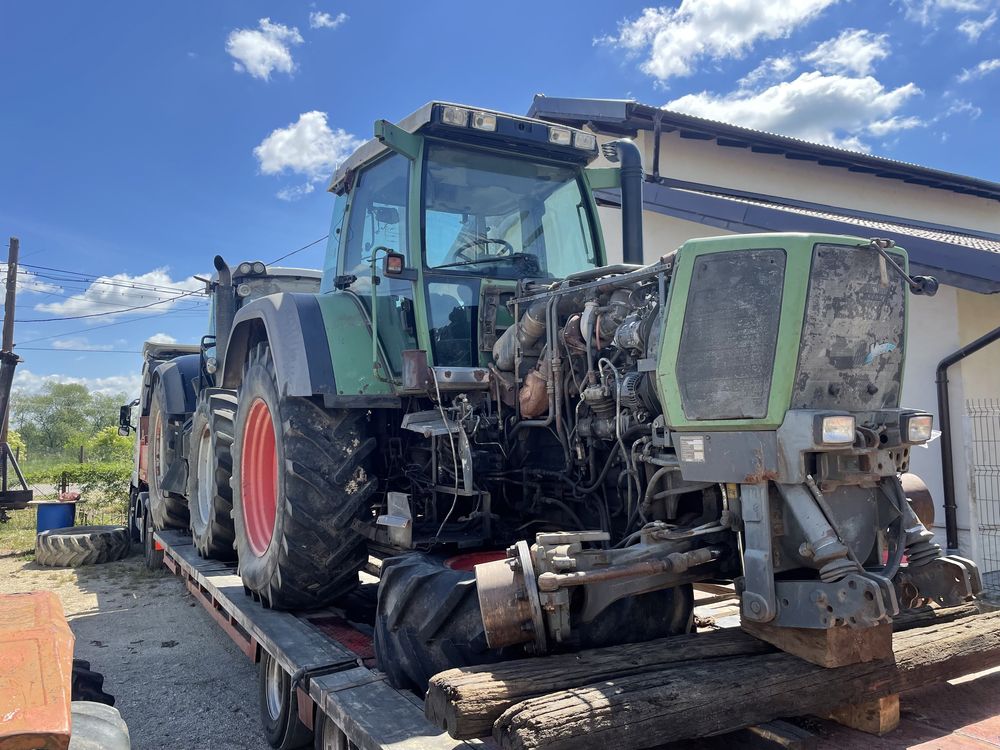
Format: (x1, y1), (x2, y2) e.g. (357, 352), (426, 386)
(423, 144), (599, 279)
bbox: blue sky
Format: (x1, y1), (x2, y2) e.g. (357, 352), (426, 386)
(1, 0), (998, 396)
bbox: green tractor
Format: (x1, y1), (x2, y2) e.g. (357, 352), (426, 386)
(216, 103), (980, 690)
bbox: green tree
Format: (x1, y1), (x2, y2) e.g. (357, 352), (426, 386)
(11, 382), (128, 460)
(85, 426), (133, 463)
(6, 429), (25, 460)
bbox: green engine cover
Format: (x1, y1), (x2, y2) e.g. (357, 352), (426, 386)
(655, 233), (909, 431)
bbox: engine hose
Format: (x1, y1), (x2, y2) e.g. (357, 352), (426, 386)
(642, 466), (674, 517)
(876, 477), (909, 580)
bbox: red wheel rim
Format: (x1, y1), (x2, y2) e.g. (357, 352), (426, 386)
(443, 551), (507, 571)
(242, 398), (277, 557)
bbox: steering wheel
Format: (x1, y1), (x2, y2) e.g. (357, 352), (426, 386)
(452, 237), (515, 262)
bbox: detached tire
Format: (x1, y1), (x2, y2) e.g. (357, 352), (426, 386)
(68, 701), (130, 750)
(375, 554), (505, 694)
(36, 526), (130, 568)
(71, 660), (115, 706)
(232, 342), (373, 610)
(188, 393), (238, 560)
(147, 378), (189, 531)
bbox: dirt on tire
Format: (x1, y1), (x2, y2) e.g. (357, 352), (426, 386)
(36, 526), (131, 568)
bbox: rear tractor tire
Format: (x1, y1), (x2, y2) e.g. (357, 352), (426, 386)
(232, 341), (374, 610)
(147, 378), (189, 531)
(188, 393), (238, 560)
(374, 554), (506, 694)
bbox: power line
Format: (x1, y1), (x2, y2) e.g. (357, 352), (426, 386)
(14, 305), (207, 346)
(269, 235), (329, 264)
(14, 287), (204, 322)
(16, 347), (143, 353)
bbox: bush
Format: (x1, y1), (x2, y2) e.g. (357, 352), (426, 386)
(85, 426), (133, 463)
(24, 462), (132, 504)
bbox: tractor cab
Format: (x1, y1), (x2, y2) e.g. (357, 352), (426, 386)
(321, 102), (618, 379)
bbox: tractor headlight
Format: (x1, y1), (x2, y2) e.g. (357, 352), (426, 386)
(815, 414), (856, 445)
(573, 131), (597, 151)
(205, 357), (218, 374)
(238, 262), (252, 275)
(441, 105), (469, 127)
(252, 261), (266, 274)
(237, 283), (252, 297)
(548, 127), (572, 146)
(904, 414), (933, 443)
(471, 111), (497, 131)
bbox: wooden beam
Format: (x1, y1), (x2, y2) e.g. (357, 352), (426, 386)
(740, 620), (892, 668)
(425, 628), (773, 739)
(827, 694), (899, 736)
(492, 610), (1000, 750)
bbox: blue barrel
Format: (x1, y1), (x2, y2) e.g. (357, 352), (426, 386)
(36, 502), (77, 533)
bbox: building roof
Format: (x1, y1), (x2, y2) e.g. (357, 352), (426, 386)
(528, 95), (1000, 203)
(594, 181), (1000, 293)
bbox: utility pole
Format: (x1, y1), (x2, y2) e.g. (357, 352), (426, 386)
(0, 237), (32, 519)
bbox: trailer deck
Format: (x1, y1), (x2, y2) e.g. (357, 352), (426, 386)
(155, 529), (1000, 750)
(155, 529), (475, 750)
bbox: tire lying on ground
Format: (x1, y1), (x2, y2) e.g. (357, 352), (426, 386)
(35, 526), (131, 568)
(232, 341), (373, 610)
(187, 393), (238, 560)
(68, 701), (130, 750)
(374, 554), (507, 694)
(71, 660), (115, 705)
(147, 376), (189, 531)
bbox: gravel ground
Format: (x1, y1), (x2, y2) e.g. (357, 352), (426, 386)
(0, 548), (269, 749)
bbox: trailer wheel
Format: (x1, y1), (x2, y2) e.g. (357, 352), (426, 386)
(258, 650), (312, 750)
(232, 342), (373, 609)
(313, 712), (356, 750)
(142, 498), (164, 571)
(68, 701), (130, 750)
(374, 554), (507, 694)
(36, 526), (131, 568)
(188, 393), (238, 560)
(147, 379), (189, 531)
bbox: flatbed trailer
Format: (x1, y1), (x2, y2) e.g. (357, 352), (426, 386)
(155, 529), (1000, 750)
(155, 529), (477, 750)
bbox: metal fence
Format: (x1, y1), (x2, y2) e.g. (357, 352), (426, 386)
(969, 399), (1000, 598)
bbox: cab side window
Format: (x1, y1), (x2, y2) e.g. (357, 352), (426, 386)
(320, 193), (348, 293)
(342, 154), (409, 288)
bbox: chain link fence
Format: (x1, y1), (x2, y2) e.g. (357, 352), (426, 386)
(969, 399), (1000, 598)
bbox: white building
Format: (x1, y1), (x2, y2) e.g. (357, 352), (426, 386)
(532, 96), (1000, 591)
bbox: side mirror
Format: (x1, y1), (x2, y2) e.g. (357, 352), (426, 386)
(118, 405), (133, 435)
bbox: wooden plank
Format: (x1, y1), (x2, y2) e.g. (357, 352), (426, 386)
(425, 628), (773, 739)
(741, 620), (893, 668)
(492, 610), (1000, 750)
(827, 694), (899, 736)
(310, 668), (474, 750)
(160, 530), (358, 680)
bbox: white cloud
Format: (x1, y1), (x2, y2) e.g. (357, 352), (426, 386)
(13, 369), (142, 398)
(276, 182), (316, 202)
(146, 332), (178, 345)
(310, 11), (348, 29)
(958, 10), (997, 39)
(738, 56), (796, 89)
(598, 0), (838, 80)
(957, 57), (1000, 81)
(226, 18), (303, 80)
(903, 0), (988, 25)
(664, 71), (922, 151)
(254, 111), (363, 199)
(943, 98), (983, 118)
(802, 29), (890, 76)
(33, 268), (203, 320)
(51, 337), (114, 351)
